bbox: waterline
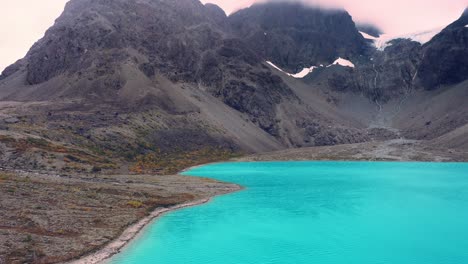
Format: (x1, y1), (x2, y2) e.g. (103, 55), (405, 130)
(109, 161), (468, 264)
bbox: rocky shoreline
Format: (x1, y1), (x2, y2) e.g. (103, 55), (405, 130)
(1, 140), (465, 264)
(0, 171), (240, 264)
(65, 197), (230, 264)
(63, 163), (243, 264)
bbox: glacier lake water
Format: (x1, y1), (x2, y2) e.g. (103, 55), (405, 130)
(109, 161), (468, 264)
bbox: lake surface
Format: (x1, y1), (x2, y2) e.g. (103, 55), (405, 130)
(109, 162), (468, 264)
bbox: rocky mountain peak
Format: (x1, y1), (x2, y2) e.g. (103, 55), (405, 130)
(228, 2), (367, 72)
(12, 0), (230, 86)
(414, 6), (468, 90)
(447, 6), (468, 28)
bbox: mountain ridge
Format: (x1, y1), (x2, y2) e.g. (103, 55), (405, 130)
(0, 0), (466, 174)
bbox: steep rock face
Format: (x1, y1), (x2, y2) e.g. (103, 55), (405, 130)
(1, 0), (301, 138)
(307, 38), (423, 103)
(229, 2), (368, 72)
(312, 7), (468, 103)
(416, 9), (468, 89)
(0, 59), (24, 80)
(446, 7), (468, 29)
(0, 0), (373, 154)
(304, 7), (467, 104)
(24, 0), (226, 85)
(357, 39), (423, 102)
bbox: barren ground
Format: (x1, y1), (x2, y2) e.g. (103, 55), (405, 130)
(235, 139), (467, 162)
(0, 171), (239, 264)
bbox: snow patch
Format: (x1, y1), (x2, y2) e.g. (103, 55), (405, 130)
(366, 27), (445, 51)
(330, 57), (355, 68)
(266, 57), (354, 79)
(398, 27), (444, 44)
(266, 61), (318, 78)
(291, 66), (318, 78)
(266, 61), (285, 73)
(359, 31), (378, 40)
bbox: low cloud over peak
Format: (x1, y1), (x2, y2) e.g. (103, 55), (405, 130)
(202, 0), (467, 35)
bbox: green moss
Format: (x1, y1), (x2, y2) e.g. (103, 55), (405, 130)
(127, 200), (144, 208)
(26, 137), (50, 148)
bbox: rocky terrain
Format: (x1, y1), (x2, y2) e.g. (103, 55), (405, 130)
(0, 0), (467, 263)
(0, 171), (239, 264)
(228, 2), (368, 72)
(237, 139), (467, 162)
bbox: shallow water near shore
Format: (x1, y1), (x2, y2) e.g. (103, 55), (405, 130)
(109, 161), (468, 264)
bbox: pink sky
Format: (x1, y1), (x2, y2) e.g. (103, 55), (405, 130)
(202, 0), (467, 34)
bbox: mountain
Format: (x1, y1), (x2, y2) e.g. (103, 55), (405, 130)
(228, 2), (368, 72)
(417, 8), (468, 90)
(310, 8), (468, 142)
(0, 0), (466, 174)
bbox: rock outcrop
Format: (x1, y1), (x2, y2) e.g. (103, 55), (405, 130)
(229, 2), (368, 72)
(416, 8), (468, 89)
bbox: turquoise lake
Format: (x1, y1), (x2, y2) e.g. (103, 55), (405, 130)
(109, 162), (468, 264)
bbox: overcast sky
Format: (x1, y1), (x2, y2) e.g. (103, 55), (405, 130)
(0, 0), (466, 73)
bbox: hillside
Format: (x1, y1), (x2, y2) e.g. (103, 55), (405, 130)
(0, 0), (466, 174)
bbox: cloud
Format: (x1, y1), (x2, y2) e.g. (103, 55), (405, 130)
(202, 0), (467, 34)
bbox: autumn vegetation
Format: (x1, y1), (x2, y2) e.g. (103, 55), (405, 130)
(130, 147), (241, 174)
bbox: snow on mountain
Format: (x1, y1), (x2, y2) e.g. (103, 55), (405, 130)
(361, 27), (445, 51)
(397, 27), (445, 44)
(266, 57), (354, 79)
(266, 61), (318, 78)
(330, 57), (355, 68)
(359, 31), (378, 40)
(266, 61), (286, 73)
(290, 67), (318, 78)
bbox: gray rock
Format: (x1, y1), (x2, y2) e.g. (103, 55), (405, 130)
(229, 2), (368, 72)
(4, 117), (19, 124)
